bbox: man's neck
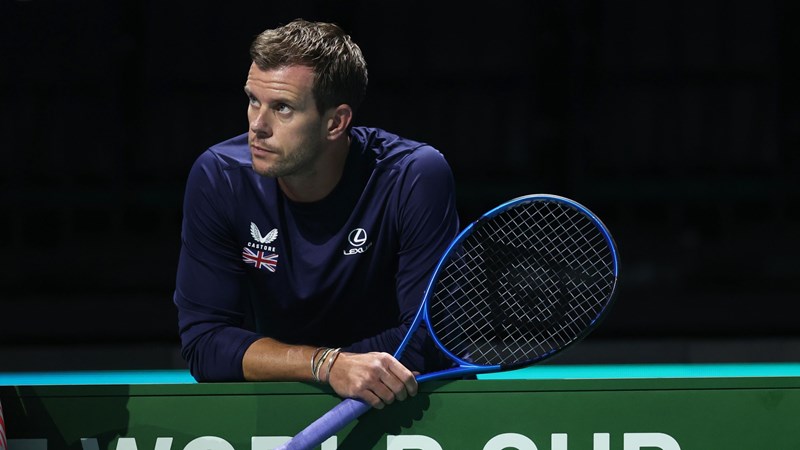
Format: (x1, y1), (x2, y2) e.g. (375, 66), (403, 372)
(278, 137), (350, 203)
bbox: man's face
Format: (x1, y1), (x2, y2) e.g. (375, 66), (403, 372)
(244, 63), (327, 178)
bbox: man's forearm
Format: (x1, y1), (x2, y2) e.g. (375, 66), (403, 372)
(242, 337), (317, 381)
(244, 336), (419, 409)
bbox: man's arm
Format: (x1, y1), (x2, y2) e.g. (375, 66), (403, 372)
(242, 337), (417, 408)
(343, 145), (460, 373)
(174, 150), (258, 382)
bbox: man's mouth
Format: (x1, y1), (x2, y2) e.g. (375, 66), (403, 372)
(251, 143), (275, 156)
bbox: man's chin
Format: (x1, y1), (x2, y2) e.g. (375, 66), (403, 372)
(251, 161), (277, 178)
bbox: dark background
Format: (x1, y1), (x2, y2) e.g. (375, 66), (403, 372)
(1, 0), (798, 371)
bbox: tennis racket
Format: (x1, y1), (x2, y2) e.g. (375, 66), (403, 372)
(277, 193), (620, 450)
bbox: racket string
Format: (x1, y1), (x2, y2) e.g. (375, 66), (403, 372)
(428, 199), (617, 367)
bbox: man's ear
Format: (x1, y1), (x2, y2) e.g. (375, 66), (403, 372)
(326, 104), (353, 140)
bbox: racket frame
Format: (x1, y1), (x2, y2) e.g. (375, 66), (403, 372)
(395, 193), (620, 382)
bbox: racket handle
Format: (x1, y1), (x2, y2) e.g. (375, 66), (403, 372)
(275, 398), (371, 450)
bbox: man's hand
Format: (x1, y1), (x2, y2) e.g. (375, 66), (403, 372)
(326, 351), (418, 409)
(242, 339), (418, 409)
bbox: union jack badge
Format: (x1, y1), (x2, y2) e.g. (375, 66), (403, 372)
(242, 247), (278, 272)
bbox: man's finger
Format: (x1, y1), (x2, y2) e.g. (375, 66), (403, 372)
(387, 360), (418, 397)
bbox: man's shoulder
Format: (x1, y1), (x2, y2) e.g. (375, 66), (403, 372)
(351, 126), (447, 169)
(196, 133), (252, 170)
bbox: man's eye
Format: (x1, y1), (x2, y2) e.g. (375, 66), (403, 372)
(276, 104), (291, 114)
(248, 96), (260, 106)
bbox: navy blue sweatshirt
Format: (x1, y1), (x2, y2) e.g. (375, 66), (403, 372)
(174, 127), (460, 381)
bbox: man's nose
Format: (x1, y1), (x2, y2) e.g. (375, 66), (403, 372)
(250, 110), (271, 135)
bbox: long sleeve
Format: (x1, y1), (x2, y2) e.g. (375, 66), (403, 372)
(343, 145), (460, 372)
(173, 150), (262, 382)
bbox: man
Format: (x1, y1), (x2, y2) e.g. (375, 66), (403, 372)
(173, 19), (460, 409)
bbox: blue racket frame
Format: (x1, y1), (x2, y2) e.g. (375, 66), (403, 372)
(395, 193), (620, 382)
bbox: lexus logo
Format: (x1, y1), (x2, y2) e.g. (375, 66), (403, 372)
(348, 228), (368, 247)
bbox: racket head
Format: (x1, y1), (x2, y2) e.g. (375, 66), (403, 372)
(421, 193), (619, 372)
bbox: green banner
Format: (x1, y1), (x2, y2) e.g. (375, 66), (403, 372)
(2, 376), (800, 449)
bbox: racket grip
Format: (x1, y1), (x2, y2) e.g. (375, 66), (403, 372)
(275, 398), (371, 450)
